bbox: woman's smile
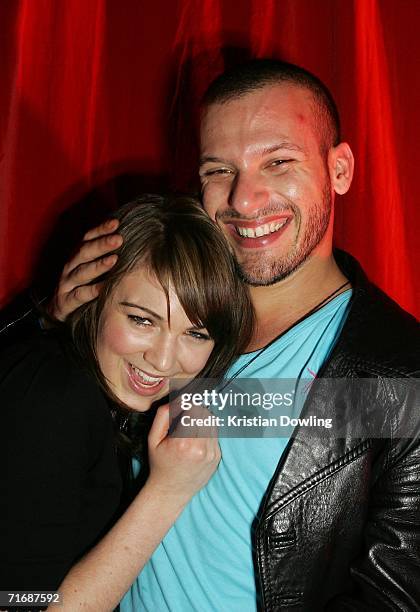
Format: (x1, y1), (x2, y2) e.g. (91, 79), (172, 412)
(126, 362), (167, 397)
(96, 267), (215, 412)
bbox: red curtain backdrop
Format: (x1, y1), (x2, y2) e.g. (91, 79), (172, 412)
(0, 0), (419, 317)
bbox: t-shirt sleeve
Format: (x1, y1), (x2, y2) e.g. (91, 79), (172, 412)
(0, 337), (116, 590)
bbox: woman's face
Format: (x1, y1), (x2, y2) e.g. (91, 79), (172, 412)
(96, 267), (215, 412)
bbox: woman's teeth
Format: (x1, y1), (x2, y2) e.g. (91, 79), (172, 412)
(129, 363), (163, 386)
(236, 220), (288, 238)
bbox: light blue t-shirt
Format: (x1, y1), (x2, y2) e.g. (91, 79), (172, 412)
(121, 290), (352, 612)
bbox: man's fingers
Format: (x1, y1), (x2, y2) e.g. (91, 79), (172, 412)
(70, 283), (101, 306)
(52, 246), (119, 321)
(61, 255), (118, 291)
(64, 235), (122, 277)
(51, 282), (102, 321)
(83, 218), (120, 241)
(58, 284), (101, 318)
(50, 220), (123, 321)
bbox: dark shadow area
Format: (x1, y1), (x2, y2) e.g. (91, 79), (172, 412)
(0, 169), (169, 348)
(166, 44), (253, 193)
(31, 168), (171, 297)
(1, 42), (263, 346)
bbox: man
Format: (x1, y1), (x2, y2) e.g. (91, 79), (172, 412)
(9, 60), (420, 610)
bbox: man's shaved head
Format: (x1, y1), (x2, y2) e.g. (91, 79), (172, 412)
(202, 59), (341, 154)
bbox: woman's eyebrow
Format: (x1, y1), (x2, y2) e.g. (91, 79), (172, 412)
(119, 302), (164, 321)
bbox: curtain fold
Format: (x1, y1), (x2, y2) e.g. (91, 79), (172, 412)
(0, 0), (418, 316)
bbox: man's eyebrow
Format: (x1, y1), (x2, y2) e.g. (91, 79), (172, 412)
(120, 302), (164, 321)
(199, 155), (228, 166)
(199, 143), (305, 166)
(258, 142), (306, 155)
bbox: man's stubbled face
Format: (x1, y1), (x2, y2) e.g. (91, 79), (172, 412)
(199, 84), (334, 285)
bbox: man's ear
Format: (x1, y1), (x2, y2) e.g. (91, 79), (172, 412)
(328, 142), (354, 195)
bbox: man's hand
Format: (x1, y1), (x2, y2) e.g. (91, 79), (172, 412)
(50, 219), (122, 321)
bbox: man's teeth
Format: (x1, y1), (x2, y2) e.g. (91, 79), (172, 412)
(236, 220), (288, 238)
(130, 364), (163, 385)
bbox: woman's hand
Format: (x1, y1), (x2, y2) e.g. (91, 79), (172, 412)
(50, 219), (122, 321)
(54, 404), (220, 611)
(146, 404), (221, 503)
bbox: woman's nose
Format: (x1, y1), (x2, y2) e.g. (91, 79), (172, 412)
(143, 333), (177, 374)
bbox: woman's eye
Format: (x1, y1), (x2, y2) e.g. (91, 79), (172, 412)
(128, 315), (152, 327)
(187, 330), (212, 342)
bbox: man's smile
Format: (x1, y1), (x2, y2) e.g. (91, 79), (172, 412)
(222, 215), (292, 249)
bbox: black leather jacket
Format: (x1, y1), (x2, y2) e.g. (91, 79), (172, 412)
(1, 252), (419, 611)
(256, 251), (420, 611)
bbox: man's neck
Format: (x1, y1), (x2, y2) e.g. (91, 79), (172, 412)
(247, 253), (349, 351)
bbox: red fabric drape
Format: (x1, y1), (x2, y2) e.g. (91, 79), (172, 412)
(1, 0), (419, 317)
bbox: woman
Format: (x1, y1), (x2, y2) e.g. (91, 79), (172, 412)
(0, 195), (253, 609)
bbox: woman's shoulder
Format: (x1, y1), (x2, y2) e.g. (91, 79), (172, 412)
(0, 328), (111, 428)
(1, 326), (72, 363)
(0, 327), (93, 388)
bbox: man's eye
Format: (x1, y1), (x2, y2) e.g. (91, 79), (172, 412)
(128, 315), (152, 327)
(268, 159), (292, 168)
(203, 168), (233, 176)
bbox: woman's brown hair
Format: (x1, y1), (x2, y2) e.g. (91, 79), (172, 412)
(69, 194), (254, 411)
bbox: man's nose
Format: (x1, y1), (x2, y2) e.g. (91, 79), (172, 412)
(228, 173), (269, 216)
(144, 333), (177, 374)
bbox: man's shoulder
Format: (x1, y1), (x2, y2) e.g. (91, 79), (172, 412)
(351, 284), (418, 372)
(332, 251), (419, 377)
